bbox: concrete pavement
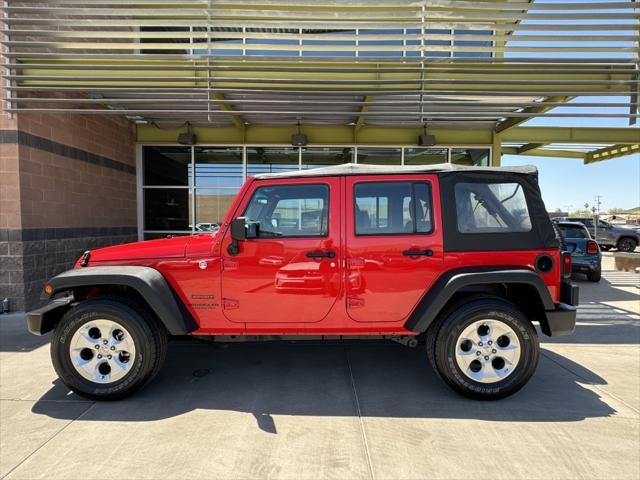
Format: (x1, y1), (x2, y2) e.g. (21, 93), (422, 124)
(1, 253), (638, 479)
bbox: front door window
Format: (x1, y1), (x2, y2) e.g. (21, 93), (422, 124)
(243, 184), (329, 238)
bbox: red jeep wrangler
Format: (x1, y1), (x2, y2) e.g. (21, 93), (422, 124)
(27, 163), (578, 401)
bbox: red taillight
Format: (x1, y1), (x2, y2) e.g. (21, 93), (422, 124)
(587, 240), (598, 255)
(561, 252), (572, 279)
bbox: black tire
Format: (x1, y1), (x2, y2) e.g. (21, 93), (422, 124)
(617, 237), (637, 253)
(51, 296), (168, 400)
(587, 268), (602, 282)
(600, 245), (611, 252)
(428, 298), (539, 400)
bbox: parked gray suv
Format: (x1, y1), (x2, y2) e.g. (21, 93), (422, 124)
(560, 217), (639, 252)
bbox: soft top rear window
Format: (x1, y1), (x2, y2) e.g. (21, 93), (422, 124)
(454, 182), (532, 234)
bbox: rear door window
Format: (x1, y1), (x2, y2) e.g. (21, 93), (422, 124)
(454, 182), (532, 233)
(354, 182), (433, 235)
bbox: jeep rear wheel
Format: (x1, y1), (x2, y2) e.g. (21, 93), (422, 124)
(428, 298), (539, 400)
(617, 237), (637, 252)
(51, 297), (167, 400)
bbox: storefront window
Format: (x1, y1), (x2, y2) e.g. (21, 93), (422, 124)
(194, 147), (243, 188)
(404, 148), (448, 165)
(143, 188), (191, 232)
(357, 148), (401, 165)
(140, 28), (492, 58)
(194, 188), (239, 228)
(143, 146), (191, 186)
(451, 148), (490, 166)
(141, 145), (492, 239)
(247, 147), (300, 176)
(302, 147), (354, 169)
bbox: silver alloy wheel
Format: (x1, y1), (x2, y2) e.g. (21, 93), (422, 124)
(454, 319), (521, 384)
(69, 319), (136, 384)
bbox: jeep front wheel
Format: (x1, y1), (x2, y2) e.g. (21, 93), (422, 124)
(51, 297), (167, 400)
(429, 298), (539, 400)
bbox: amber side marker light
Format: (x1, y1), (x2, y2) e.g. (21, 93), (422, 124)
(44, 285), (53, 296)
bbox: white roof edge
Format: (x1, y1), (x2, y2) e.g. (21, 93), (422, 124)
(252, 162), (538, 179)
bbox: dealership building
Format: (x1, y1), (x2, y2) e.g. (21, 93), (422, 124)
(1, 0), (639, 311)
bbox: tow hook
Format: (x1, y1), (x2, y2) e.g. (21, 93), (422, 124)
(390, 335), (419, 348)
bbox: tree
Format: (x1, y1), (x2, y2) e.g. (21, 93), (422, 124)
(608, 207), (627, 214)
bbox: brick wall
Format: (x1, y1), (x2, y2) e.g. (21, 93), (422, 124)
(18, 112), (137, 230)
(1, 89), (139, 311)
(0, 58), (25, 311)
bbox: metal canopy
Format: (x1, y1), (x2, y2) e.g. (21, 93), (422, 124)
(1, 0), (639, 162)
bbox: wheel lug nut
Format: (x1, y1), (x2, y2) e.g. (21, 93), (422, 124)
(492, 349), (496, 354)
(97, 354), (102, 359)
(103, 340), (108, 345)
(107, 355), (112, 360)
(478, 341), (483, 346)
(110, 346), (115, 351)
(476, 351), (481, 356)
(484, 356), (489, 361)
(94, 345), (100, 349)
(488, 340), (493, 345)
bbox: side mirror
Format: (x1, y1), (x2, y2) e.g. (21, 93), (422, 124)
(228, 217), (259, 256)
(231, 217), (247, 242)
(228, 217), (246, 256)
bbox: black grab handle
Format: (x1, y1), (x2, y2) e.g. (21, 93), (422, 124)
(402, 249), (434, 257)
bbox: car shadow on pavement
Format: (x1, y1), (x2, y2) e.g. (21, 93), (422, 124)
(541, 274), (640, 345)
(0, 313), (51, 353)
(31, 340), (617, 431)
(571, 273), (639, 304)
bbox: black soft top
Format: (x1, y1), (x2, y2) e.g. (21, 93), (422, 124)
(252, 162), (537, 180)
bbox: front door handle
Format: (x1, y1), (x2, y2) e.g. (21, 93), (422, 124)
(402, 249), (434, 257)
(306, 250), (336, 259)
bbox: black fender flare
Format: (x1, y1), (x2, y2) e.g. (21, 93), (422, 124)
(32, 266), (197, 336)
(404, 267), (555, 334)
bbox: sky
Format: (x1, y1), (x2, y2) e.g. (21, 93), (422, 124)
(502, 152), (639, 213)
(501, 96), (640, 213)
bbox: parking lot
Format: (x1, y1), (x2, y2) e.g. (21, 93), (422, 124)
(0, 253), (638, 480)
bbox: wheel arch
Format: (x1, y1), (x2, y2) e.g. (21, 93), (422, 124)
(30, 266), (197, 336)
(405, 267), (556, 336)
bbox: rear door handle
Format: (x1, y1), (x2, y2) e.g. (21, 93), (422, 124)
(306, 250), (336, 259)
(402, 249), (433, 257)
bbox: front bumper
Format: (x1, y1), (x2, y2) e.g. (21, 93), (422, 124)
(26, 297), (73, 335)
(544, 281), (579, 337)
